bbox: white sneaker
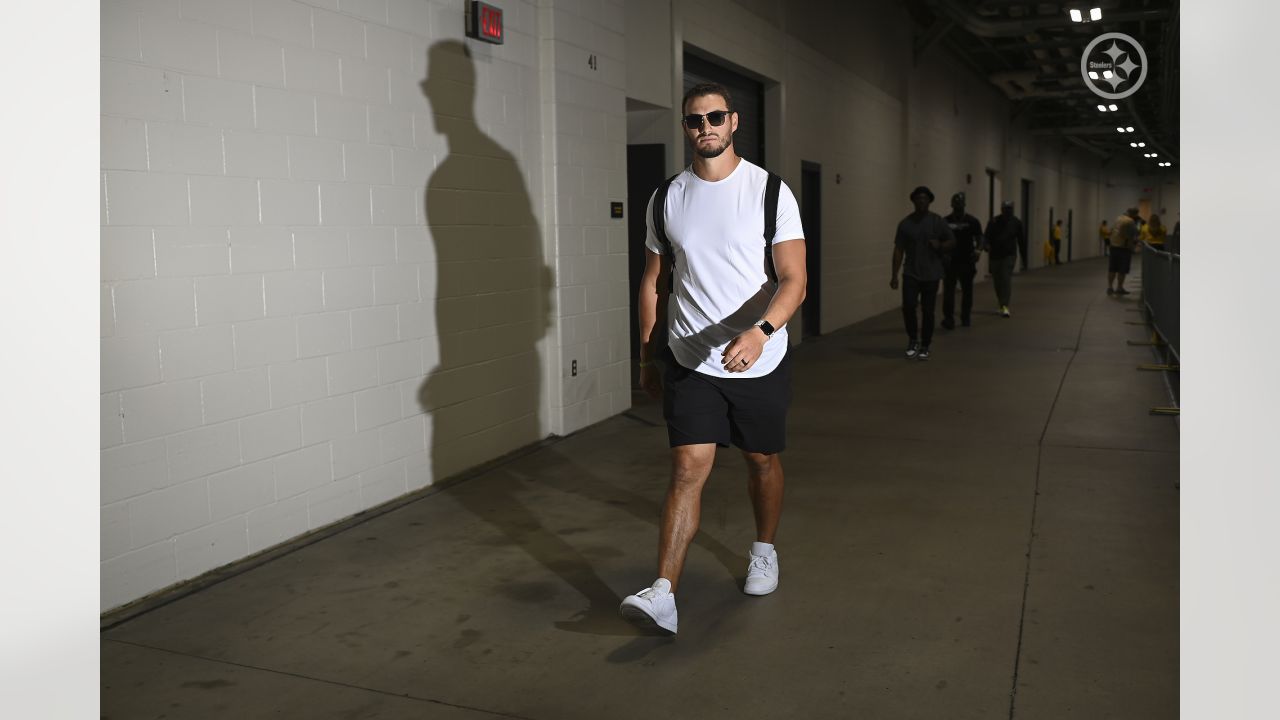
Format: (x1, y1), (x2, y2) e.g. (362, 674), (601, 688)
(744, 543), (779, 596)
(619, 578), (678, 634)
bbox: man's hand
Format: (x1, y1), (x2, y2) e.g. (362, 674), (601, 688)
(721, 328), (766, 373)
(890, 275), (899, 290)
(640, 364), (662, 399)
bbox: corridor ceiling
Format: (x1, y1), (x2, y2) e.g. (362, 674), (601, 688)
(909, 0), (1179, 170)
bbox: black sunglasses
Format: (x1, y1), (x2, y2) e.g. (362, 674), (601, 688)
(682, 110), (731, 129)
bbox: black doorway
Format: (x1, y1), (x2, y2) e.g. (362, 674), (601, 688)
(626, 143), (668, 387)
(1020, 179), (1033, 270)
(1067, 208), (1073, 262)
(800, 161), (821, 337)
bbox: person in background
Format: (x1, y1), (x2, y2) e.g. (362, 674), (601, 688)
(983, 200), (1024, 318)
(1142, 213), (1167, 248)
(941, 192), (983, 329)
(891, 186), (955, 360)
(1108, 207), (1140, 295)
(1099, 220), (1111, 256)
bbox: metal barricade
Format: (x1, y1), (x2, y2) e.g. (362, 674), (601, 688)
(1139, 241), (1179, 411)
(1140, 241), (1179, 363)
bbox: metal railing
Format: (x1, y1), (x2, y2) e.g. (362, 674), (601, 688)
(1140, 240), (1179, 363)
(1139, 239), (1180, 413)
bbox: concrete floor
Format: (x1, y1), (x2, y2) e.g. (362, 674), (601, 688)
(102, 258), (1178, 719)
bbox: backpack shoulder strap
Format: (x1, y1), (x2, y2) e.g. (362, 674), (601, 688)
(763, 172), (783, 284)
(651, 172), (681, 291)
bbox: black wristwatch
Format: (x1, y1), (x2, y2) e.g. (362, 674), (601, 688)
(754, 319), (775, 338)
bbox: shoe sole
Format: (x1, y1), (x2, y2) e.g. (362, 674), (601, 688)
(743, 580), (778, 596)
(619, 603), (676, 635)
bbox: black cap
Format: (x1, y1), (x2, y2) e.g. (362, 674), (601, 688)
(910, 185), (934, 202)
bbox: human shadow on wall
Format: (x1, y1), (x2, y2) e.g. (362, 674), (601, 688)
(418, 41), (634, 636)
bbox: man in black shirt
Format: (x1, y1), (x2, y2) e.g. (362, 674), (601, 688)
(983, 200), (1025, 318)
(890, 186), (955, 359)
(941, 192), (983, 329)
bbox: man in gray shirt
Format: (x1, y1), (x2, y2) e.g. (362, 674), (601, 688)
(890, 186), (955, 360)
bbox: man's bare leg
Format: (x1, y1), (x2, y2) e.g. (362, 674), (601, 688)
(656, 443), (717, 593)
(743, 451), (783, 543)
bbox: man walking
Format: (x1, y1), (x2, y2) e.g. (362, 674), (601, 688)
(941, 192), (983, 329)
(1108, 207), (1140, 295)
(891, 187), (954, 359)
(983, 200), (1024, 318)
(622, 82), (807, 635)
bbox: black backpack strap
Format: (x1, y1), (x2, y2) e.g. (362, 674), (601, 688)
(763, 172), (782, 285)
(651, 173), (680, 291)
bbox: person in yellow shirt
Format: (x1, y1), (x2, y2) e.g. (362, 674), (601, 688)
(1051, 219), (1064, 265)
(1141, 213), (1168, 248)
(1099, 220), (1111, 256)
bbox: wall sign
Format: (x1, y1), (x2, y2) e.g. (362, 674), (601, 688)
(466, 1), (504, 45)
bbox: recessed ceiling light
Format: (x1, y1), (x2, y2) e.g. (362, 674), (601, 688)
(1126, 126), (1134, 132)
(1103, 70), (1113, 79)
(1097, 104), (1107, 112)
(1116, 127), (1125, 133)
(1090, 71), (1100, 80)
(1070, 9), (1084, 22)
(1090, 8), (1103, 22)
(1130, 142), (1138, 147)
(1108, 104), (1118, 111)
(1138, 142), (1146, 147)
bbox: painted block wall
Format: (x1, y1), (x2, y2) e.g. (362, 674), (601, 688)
(100, 0), (627, 612)
(537, 0), (631, 438)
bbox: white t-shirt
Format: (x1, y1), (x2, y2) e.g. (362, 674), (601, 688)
(644, 159), (804, 378)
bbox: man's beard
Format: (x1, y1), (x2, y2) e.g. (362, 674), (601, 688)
(693, 132), (732, 159)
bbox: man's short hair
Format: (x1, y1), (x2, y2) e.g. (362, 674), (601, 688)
(682, 82), (734, 114)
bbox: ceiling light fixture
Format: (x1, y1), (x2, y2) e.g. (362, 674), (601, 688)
(1090, 8), (1103, 22)
(1070, 9), (1084, 22)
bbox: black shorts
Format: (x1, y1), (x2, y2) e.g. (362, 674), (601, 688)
(1109, 247), (1133, 273)
(661, 347), (792, 454)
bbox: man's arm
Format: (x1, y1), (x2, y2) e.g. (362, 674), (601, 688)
(936, 218), (956, 252)
(890, 246), (904, 289)
(758, 239), (807, 333)
(637, 249), (668, 396)
(720, 238), (806, 373)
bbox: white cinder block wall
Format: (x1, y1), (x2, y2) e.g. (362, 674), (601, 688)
(101, 0), (628, 612)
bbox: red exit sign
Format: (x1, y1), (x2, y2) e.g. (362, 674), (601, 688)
(467, 1), (504, 45)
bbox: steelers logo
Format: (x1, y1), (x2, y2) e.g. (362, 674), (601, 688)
(1080, 32), (1148, 100)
